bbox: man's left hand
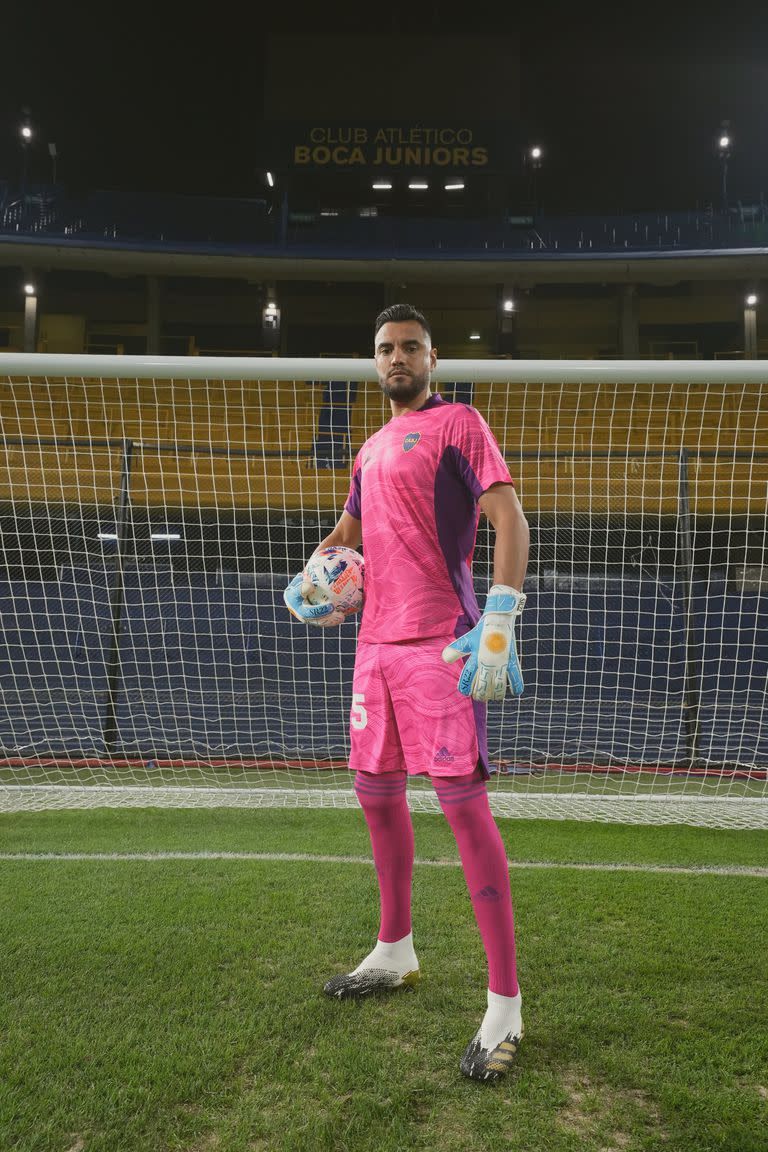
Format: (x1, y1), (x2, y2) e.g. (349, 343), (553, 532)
(442, 585), (526, 702)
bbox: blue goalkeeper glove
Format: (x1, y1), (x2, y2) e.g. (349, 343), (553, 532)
(441, 585), (526, 702)
(283, 571), (345, 628)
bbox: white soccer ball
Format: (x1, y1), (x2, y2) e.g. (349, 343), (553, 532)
(302, 546), (365, 616)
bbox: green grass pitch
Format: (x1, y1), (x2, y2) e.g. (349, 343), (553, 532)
(1, 807), (767, 1152)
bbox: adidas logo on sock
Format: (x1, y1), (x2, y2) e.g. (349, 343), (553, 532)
(434, 746), (455, 764)
(476, 885), (502, 902)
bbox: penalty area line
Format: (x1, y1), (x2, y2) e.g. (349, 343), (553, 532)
(0, 850), (766, 878)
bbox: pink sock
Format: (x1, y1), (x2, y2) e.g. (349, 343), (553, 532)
(432, 770), (519, 997)
(354, 770), (414, 943)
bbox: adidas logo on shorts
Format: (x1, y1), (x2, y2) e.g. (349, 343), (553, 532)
(434, 746), (455, 765)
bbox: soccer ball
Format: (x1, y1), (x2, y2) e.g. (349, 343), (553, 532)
(302, 545), (365, 616)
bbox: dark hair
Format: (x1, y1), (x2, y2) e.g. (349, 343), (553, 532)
(374, 303), (432, 343)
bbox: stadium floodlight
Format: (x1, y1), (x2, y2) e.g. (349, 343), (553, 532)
(445, 182), (465, 190)
(263, 299), (280, 332)
(526, 144), (545, 214)
(150, 533), (181, 542)
(745, 293), (758, 307)
(266, 171), (275, 187)
(372, 182), (392, 190)
(716, 121), (733, 211)
(469, 332), (481, 341)
(23, 283), (36, 295)
(408, 182), (429, 190)
(503, 298), (516, 313)
(18, 112), (34, 198)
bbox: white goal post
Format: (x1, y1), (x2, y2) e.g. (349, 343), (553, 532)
(1, 352), (767, 829)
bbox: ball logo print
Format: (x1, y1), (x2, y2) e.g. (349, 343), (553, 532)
(302, 546), (365, 616)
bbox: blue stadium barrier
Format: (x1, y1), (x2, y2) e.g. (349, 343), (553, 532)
(1, 570), (765, 769)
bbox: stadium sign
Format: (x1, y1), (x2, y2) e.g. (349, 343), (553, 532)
(278, 123), (513, 173)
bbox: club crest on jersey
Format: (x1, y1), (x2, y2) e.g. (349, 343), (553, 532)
(403, 431), (421, 452)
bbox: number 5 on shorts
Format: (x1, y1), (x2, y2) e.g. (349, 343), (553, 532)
(351, 692), (368, 730)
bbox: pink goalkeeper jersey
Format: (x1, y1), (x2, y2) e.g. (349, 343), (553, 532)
(344, 394), (514, 644)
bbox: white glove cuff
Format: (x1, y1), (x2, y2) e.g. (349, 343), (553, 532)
(487, 584), (526, 614)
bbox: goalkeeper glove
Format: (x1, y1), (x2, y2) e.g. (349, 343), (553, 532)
(283, 571), (345, 628)
(441, 585), (526, 702)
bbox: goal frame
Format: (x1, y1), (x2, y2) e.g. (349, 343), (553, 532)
(1, 352), (766, 829)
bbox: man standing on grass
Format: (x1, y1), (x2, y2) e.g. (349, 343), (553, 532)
(285, 304), (529, 1082)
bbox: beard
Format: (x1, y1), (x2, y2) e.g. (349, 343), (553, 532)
(379, 369), (430, 404)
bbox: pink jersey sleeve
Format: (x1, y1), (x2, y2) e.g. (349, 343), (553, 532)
(448, 404), (514, 498)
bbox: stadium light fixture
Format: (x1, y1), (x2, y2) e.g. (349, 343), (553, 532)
(372, 182), (392, 190)
(526, 144), (545, 214)
(744, 290), (758, 357)
(151, 533), (181, 542)
(503, 298), (515, 313)
(716, 121), (733, 212)
(22, 279), (38, 351)
(97, 532), (118, 542)
(445, 182), (465, 191)
(408, 182), (429, 190)
(469, 332), (481, 341)
(19, 109), (34, 197)
(266, 171), (275, 188)
(263, 298), (280, 333)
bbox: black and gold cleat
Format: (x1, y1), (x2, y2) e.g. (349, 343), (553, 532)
(323, 966), (420, 1000)
(459, 1025), (524, 1082)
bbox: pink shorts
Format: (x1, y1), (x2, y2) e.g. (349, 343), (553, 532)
(349, 637), (489, 778)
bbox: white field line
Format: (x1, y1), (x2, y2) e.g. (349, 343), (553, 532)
(0, 850), (766, 878)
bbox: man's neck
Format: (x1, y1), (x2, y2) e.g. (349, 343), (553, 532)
(390, 388), (433, 418)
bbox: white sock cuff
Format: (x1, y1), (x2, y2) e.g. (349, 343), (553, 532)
(354, 933), (418, 976)
(487, 988), (521, 1010)
(376, 932), (413, 956)
(479, 988), (523, 1050)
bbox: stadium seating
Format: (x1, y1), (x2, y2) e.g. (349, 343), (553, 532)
(1, 377), (766, 513)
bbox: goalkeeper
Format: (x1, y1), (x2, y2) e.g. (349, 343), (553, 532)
(284, 304), (529, 1084)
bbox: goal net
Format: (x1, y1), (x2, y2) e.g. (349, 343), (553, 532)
(1, 353), (766, 829)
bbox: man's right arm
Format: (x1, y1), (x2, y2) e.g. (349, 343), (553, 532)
(314, 509), (363, 553)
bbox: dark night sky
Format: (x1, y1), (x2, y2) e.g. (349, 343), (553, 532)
(3, 1), (768, 215)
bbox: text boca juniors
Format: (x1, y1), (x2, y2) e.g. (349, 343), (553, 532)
(293, 126), (489, 168)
